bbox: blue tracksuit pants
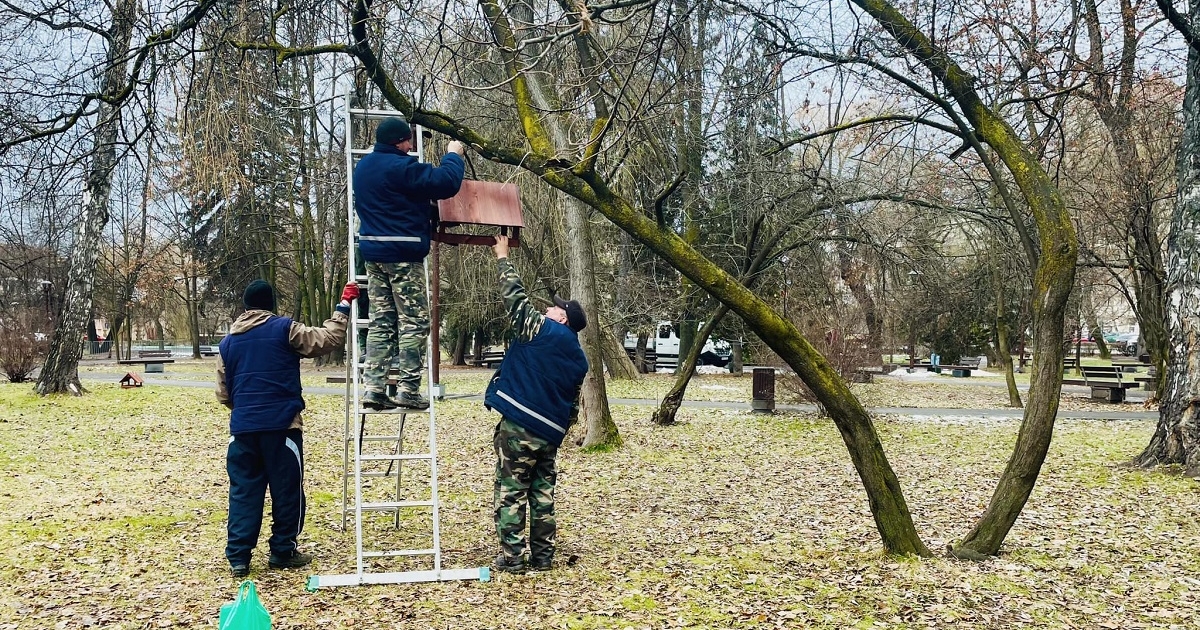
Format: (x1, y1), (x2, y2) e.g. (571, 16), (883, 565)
(225, 428), (305, 566)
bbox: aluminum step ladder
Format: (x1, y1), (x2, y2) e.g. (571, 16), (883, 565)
(307, 98), (489, 589)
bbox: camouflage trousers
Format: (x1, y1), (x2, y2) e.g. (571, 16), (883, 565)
(493, 417), (558, 563)
(363, 261), (428, 395)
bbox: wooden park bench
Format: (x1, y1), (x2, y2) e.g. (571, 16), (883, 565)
(1062, 357), (1078, 372)
(199, 345), (218, 357)
(1111, 358), (1150, 373)
(118, 355), (175, 374)
(467, 350), (505, 368)
(944, 356), (981, 377)
(913, 356), (980, 377)
(1062, 365), (1139, 403)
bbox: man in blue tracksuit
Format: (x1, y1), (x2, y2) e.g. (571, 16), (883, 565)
(484, 235), (589, 574)
(217, 279), (359, 578)
(354, 117), (465, 411)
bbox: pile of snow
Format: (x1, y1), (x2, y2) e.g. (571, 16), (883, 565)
(695, 365), (729, 375)
(881, 368), (942, 381)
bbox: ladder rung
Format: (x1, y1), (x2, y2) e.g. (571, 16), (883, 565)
(350, 149), (419, 159)
(357, 406), (418, 415)
(359, 501), (435, 510)
(354, 275), (367, 283)
(353, 435), (404, 442)
(348, 108), (405, 119)
(361, 453), (433, 462)
(363, 549), (437, 558)
(355, 319), (370, 327)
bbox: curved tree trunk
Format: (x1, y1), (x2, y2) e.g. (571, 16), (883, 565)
(1136, 15), (1200, 476)
(36, 0), (139, 396)
(652, 304), (729, 425)
(846, 0), (1077, 559)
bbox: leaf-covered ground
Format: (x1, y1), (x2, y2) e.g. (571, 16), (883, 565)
(1, 376), (1194, 629)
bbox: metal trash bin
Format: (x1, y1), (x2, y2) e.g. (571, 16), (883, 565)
(751, 367), (775, 413)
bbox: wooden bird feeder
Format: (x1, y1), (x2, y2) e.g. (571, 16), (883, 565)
(435, 180), (523, 247)
(119, 373), (143, 389)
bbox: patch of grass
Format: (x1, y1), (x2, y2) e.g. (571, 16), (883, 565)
(0, 383), (1195, 630)
(619, 592), (658, 611)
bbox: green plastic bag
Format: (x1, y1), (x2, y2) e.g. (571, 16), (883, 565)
(219, 580), (272, 630)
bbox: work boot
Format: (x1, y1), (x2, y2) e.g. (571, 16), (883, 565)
(395, 391), (429, 410)
(528, 557), (552, 572)
(361, 391), (398, 411)
(493, 553), (526, 574)
(268, 550), (313, 570)
(230, 564), (250, 578)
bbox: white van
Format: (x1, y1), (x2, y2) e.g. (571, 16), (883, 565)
(624, 321), (731, 368)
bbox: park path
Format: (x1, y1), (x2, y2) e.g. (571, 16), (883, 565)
(125, 377), (1157, 421)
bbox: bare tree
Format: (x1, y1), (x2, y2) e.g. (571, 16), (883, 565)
(1137, 0), (1200, 474)
(35, 0), (141, 395)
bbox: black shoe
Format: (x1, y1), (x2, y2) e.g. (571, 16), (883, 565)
(268, 550), (313, 570)
(361, 391), (398, 410)
(230, 564), (250, 578)
(395, 391), (429, 410)
(528, 558), (552, 572)
(493, 553), (526, 574)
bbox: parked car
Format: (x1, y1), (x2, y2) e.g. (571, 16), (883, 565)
(1114, 331), (1140, 356)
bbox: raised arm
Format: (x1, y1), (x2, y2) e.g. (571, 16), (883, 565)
(289, 283), (358, 358)
(493, 235), (544, 343)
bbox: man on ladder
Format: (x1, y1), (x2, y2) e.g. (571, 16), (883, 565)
(354, 117), (465, 411)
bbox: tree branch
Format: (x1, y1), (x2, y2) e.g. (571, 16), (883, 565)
(1156, 0), (1200, 53)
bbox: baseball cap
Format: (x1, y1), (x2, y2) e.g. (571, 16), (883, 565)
(552, 295), (587, 332)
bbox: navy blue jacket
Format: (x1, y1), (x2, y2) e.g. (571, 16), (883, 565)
(485, 321), (589, 446)
(219, 316), (304, 435)
(354, 143), (465, 263)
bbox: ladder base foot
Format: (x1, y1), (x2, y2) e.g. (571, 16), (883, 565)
(307, 567), (489, 588)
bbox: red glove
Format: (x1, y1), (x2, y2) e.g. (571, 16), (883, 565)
(341, 282), (360, 302)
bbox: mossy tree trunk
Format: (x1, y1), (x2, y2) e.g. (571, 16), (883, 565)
(652, 305), (728, 426)
(844, 0), (1078, 558)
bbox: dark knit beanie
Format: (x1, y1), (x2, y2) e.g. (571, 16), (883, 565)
(376, 117), (412, 144)
(243, 279), (276, 312)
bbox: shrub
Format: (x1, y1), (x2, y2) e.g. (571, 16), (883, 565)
(775, 316), (877, 414)
(0, 309), (49, 383)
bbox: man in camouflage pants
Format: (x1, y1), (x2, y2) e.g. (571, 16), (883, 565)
(353, 117), (465, 410)
(483, 236), (589, 573)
